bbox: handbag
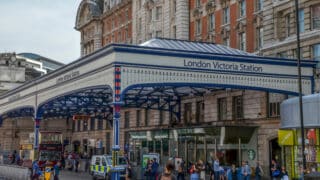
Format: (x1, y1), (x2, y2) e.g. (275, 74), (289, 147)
(272, 169), (280, 177)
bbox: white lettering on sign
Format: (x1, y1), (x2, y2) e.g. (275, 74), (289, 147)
(183, 59), (263, 73)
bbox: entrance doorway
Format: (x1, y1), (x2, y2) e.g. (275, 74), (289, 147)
(269, 138), (282, 166)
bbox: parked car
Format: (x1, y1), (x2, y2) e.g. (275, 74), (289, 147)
(90, 155), (128, 180)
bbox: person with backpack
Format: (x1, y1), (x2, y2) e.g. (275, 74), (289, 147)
(271, 159), (280, 180)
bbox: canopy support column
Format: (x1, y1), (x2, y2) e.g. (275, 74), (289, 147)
(111, 66), (124, 180)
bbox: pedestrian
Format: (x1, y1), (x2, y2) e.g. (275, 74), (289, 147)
(196, 160), (206, 180)
(74, 158), (79, 172)
(145, 159), (153, 180)
(271, 159), (280, 180)
(53, 161), (61, 180)
(190, 168), (200, 180)
(11, 150), (16, 164)
(229, 164), (238, 180)
(159, 161), (176, 180)
(241, 161), (251, 180)
(126, 163), (133, 180)
(151, 158), (159, 180)
(212, 157), (220, 180)
(279, 166), (289, 180)
(177, 165), (185, 180)
(32, 160), (42, 180)
(255, 162), (263, 180)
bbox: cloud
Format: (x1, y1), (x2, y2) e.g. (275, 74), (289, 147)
(0, 0), (82, 63)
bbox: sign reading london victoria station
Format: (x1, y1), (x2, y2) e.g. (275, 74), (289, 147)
(183, 59), (263, 73)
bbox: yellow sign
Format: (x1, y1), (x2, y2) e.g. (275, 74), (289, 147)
(20, 144), (33, 150)
(278, 130), (295, 145)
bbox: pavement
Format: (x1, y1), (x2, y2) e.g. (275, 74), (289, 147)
(58, 170), (92, 180)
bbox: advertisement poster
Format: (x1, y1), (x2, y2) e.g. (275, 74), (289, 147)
(142, 153), (160, 168)
(174, 157), (182, 171)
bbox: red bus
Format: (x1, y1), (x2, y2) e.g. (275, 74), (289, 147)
(38, 131), (63, 168)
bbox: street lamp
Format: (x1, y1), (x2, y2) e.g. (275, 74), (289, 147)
(295, 0), (306, 172)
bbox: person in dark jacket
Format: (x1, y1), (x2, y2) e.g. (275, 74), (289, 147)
(151, 158), (159, 180)
(255, 162), (263, 180)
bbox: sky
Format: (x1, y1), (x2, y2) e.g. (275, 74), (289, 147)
(0, 0), (82, 64)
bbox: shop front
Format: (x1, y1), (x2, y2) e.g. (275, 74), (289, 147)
(128, 126), (258, 167)
(280, 94), (320, 178)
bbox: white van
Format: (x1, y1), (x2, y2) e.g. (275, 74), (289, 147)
(90, 155), (128, 180)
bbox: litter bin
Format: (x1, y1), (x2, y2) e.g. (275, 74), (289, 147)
(44, 166), (52, 180)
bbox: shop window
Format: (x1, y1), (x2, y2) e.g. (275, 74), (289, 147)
(145, 109), (149, 126)
(196, 101), (204, 123)
(156, 31), (162, 38)
(312, 4), (320, 29)
(136, 110), (141, 127)
(90, 117), (95, 130)
(218, 98), (227, 121)
(125, 111), (130, 128)
(184, 103), (192, 124)
(97, 118), (103, 130)
(232, 96), (243, 120)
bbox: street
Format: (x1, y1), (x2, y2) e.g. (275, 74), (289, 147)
(59, 170), (92, 180)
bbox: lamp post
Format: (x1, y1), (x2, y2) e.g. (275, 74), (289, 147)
(295, 0), (306, 172)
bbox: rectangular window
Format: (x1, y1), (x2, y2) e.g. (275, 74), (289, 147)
(240, 1), (246, 17)
(156, 7), (162, 20)
(138, 18), (142, 34)
(145, 109), (149, 126)
(196, 19), (201, 35)
(106, 132), (110, 154)
(312, 5), (320, 29)
(224, 37), (230, 47)
(256, 0), (263, 11)
(268, 93), (286, 117)
(83, 120), (88, 131)
(285, 15), (290, 37)
(136, 110), (141, 127)
(72, 121), (75, 132)
(159, 110), (164, 125)
(196, 101), (204, 123)
(77, 120), (81, 131)
(148, 9), (152, 23)
(124, 111), (130, 128)
(256, 27), (263, 49)
(90, 117), (95, 130)
(156, 31), (162, 38)
(172, 26), (176, 39)
(97, 118), (103, 130)
(277, 51), (287, 58)
(184, 103), (192, 124)
(223, 7), (230, 24)
(232, 96), (243, 120)
(173, 0), (176, 14)
(313, 44), (320, 67)
(218, 98), (227, 121)
(209, 13), (215, 31)
(299, 9), (304, 33)
(240, 32), (246, 51)
(196, 0), (201, 8)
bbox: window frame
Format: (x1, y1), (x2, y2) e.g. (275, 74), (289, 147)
(218, 97), (227, 121)
(209, 13), (215, 31)
(223, 6), (230, 24)
(232, 95), (244, 120)
(156, 6), (162, 21)
(312, 4), (320, 30)
(196, 19), (202, 35)
(239, 0), (246, 17)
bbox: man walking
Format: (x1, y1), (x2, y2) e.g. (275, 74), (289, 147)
(53, 161), (61, 180)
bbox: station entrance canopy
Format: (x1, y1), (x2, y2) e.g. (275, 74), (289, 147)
(0, 37), (316, 133)
(0, 38), (316, 178)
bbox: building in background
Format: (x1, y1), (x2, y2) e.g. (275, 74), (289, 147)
(0, 53), (26, 94)
(132, 0), (189, 44)
(75, 0), (132, 57)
